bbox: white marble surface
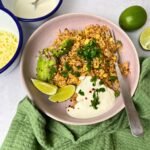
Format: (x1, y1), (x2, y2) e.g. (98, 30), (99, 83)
(1, 0), (150, 146)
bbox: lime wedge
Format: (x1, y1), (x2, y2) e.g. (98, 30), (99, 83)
(140, 27), (150, 50)
(31, 79), (58, 95)
(49, 85), (75, 102)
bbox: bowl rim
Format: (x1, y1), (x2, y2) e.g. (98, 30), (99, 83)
(0, 7), (23, 74)
(0, 0), (63, 22)
(20, 13), (140, 125)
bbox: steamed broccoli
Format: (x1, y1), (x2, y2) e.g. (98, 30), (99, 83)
(51, 39), (74, 57)
(36, 56), (57, 82)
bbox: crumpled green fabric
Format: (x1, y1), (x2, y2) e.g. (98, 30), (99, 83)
(1, 58), (150, 150)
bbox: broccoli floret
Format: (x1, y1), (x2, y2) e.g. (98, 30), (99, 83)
(36, 56), (57, 82)
(52, 39), (74, 57)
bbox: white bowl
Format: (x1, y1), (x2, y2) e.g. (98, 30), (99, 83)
(0, 0), (63, 22)
(0, 7), (23, 76)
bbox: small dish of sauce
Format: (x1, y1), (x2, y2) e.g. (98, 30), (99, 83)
(14, 0), (57, 19)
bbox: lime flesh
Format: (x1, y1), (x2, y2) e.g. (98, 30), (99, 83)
(31, 79), (58, 95)
(49, 85), (75, 102)
(140, 27), (150, 50)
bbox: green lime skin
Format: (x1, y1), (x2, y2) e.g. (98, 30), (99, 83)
(119, 6), (147, 31)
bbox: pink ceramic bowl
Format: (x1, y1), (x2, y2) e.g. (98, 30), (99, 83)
(20, 13), (140, 125)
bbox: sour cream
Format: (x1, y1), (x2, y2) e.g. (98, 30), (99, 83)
(66, 76), (116, 119)
(14, 0), (57, 19)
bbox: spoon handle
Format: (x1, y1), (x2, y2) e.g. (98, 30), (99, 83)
(116, 63), (144, 137)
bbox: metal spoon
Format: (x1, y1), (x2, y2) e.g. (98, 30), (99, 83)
(110, 30), (144, 137)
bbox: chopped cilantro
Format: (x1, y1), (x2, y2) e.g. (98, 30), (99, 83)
(78, 89), (85, 96)
(61, 71), (68, 78)
(72, 71), (80, 77)
(96, 88), (105, 92)
(91, 90), (100, 109)
(77, 39), (101, 71)
(87, 61), (92, 71)
(99, 80), (104, 85)
(64, 62), (72, 71)
(91, 76), (98, 82)
(76, 66), (82, 69)
(92, 83), (96, 86)
(115, 91), (120, 97)
(77, 39), (101, 60)
(109, 76), (117, 82)
(91, 76), (98, 86)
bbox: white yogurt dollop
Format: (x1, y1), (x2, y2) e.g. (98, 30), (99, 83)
(14, 0), (57, 19)
(66, 76), (116, 119)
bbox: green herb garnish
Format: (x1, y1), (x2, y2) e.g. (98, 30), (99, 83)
(115, 91), (120, 97)
(87, 61), (92, 71)
(91, 90), (100, 109)
(79, 89), (85, 96)
(77, 39), (101, 71)
(91, 76), (98, 86)
(72, 71), (80, 77)
(109, 76), (117, 82)
(76, 66), (82, 69)
(61, 71), (68, 78)
(64, 62), (72, 71)
(78, 39), (101, 60)
(96, 88), (106, 92)
(99, 80), (104, 85)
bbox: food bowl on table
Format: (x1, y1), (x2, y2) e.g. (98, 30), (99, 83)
(0, 0), (63, 22)
(0, 7), (23, 76)
(20, 13), (140, 125)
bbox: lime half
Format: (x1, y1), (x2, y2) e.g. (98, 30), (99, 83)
(49, 85), (75, 102)
(31, 79), (58, 95)
(140, 27), (150, 50)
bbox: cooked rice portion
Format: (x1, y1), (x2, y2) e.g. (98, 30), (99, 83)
(47, 25), (129, 91)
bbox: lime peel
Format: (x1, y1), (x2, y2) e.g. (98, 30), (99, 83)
(49, 85), (75, 102)
(31, 79), (58, 95)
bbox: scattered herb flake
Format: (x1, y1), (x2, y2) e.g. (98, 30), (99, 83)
(109, 76), (117, 82)
(96, 88), (106, 92)
(77, 39), (101, 71)
(91, 76), (98, 86)
(87, 61), (92, 71)
(64, 62), (72, 71)
(61, 71), (68, 78)
(91, 90), (100, 109)
(72, 71), (80, 77)
(76, 66), (82, 69)
(79, 89), (85, 96)
(99, 80), (104, 85)
(115, 91), (120, 97)
(91, 76), (98, 82)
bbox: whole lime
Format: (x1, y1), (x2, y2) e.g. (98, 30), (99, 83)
(119, 6), (147, 31)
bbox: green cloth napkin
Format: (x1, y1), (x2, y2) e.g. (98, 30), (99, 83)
(1, 58), (150, 150)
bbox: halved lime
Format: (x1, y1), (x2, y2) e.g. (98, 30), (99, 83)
(49, 85), (75, 102)
(31, 79), (58, 95)
(140, 27), (150, 50)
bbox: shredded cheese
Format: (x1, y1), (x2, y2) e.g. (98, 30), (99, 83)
(0, 30), (18, 69)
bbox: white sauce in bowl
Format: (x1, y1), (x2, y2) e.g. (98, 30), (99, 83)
(14, 0), (57, 19)
(66, 76), (116, 119)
